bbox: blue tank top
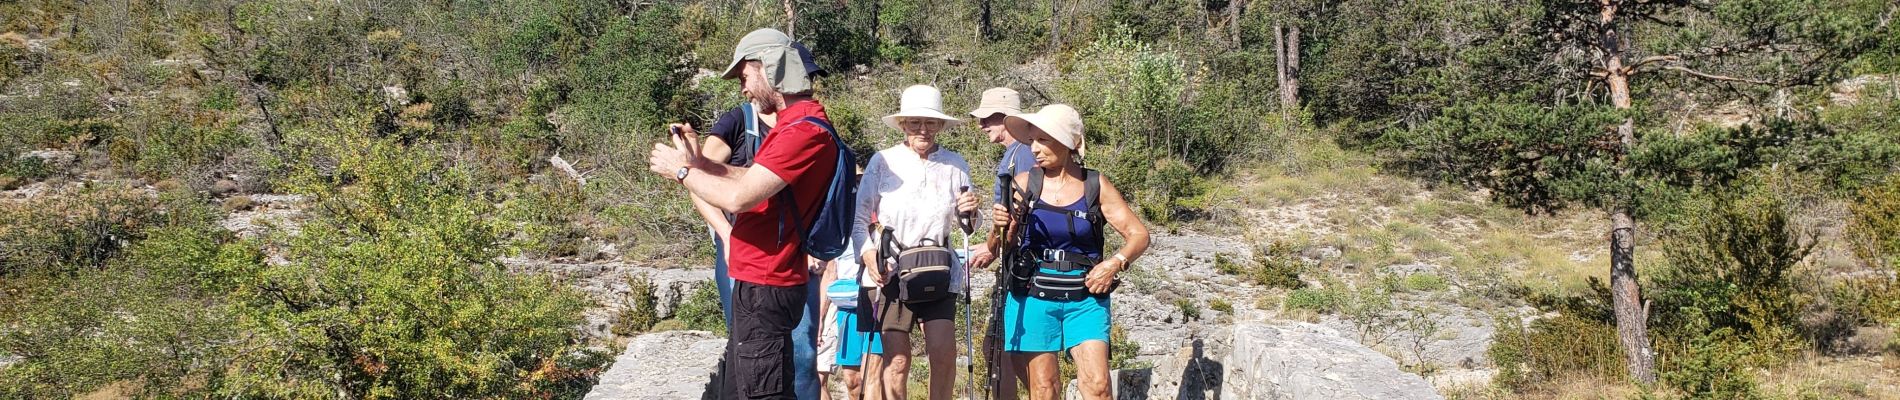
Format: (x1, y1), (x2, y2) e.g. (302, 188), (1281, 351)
(1025, 193), (1102, 259)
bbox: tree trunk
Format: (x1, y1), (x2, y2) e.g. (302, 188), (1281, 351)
(784, 0), (798, 37)
(1600, 3), (1658, 385)
(978, 0), (993, 41)
(1275, 23), (1289, 122)
(1049, 0), (1062, 51)
(1286, 24), (1301, 110)
(1226, 0), (1246, 44)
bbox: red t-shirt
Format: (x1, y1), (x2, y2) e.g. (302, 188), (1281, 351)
(727, 100), (838, 287)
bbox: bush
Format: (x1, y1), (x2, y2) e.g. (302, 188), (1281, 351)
(1059, 27), (1271, 223)
(1176, 298), (1201, 321)
(1848, 175), (1900, 272)
(1249, 240), (1306, 289)
(1487, 313), (1628, 391)
(1396, 273), (1448, 293)
(0, 186), (181, 276)
(1649, 183), (1811, 363)
(0, 153), (50, 189)
(1284, 286), (1346, 313)
(1209, 299), (1234, 314)
(1215, 241), (1307, 289)
(218, 134), (597, 398)
(1662, 328), (1765, 400)
(674, 280), (726, 335)
(1108, 325), (1148, 370)
(0, 190), (260, 398)
(614, 272), (660, 336)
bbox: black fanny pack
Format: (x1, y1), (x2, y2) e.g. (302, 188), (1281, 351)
(1026, 248), (1117, 301)
(881, 228), (956, 304)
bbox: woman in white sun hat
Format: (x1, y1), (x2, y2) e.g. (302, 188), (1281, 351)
(853, 84), (979, 400)
(989, 104), (1150, 400)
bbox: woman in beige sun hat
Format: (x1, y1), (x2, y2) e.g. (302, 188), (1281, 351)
(854, 84), (979, 400)
(989, 104), (1151, 400)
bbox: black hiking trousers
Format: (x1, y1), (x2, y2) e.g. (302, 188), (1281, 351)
(726, 280), (806, 400)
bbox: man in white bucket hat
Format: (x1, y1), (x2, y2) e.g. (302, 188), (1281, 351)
(649, 27), (843, 400)
(853, 84), (979, 400)
(988, 104), (1152, 400)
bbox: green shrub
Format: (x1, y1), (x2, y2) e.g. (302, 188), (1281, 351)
(1249, 240), (1306, 289)
(1209, 299), (1234, 314)
(674, 280), (726, 335)
(614, 272), (660, 336)
(1215, 241), (1307, 289)
(1176, 298), (1201, 321)
(1214, 252), (1246, 275)
(1662, 328), (1765, 400)
(1488, 313), (1628, 390)
(0, 192), (260, 398)
(219, 134), (597, 399)
(1284, 286), (1346, 313)
(0, 186), (185, 276)
(1108, 325), (1148, 370)
(0, 153), (50, 188)
(1059, 27), (1272, 222)
(1649, 183), (1810, 363)
(1849, 175), (1900, 273)
(1397, 273), (1448, 293)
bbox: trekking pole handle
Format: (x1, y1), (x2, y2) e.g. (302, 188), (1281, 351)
(957, 186), (974, 233)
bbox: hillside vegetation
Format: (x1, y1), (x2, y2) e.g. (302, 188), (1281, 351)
(2, 0), (1897, 399)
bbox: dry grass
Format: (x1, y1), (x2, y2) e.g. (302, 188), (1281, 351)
(1758, 355), (1900, 400)
(1224, 155), (1614, 308)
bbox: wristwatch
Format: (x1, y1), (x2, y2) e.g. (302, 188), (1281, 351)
(675, 166), (690, 182)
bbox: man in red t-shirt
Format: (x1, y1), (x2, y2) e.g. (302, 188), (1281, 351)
(648, 28), (838, 400)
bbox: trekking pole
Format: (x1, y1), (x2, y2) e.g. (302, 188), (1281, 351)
(958, 186), (977, 400)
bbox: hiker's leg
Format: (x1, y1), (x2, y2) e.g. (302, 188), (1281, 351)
(713, 235), (734, 327)
(1068, 340), (1112, 400)
(817, 371), (831, 400)
(921, 318), (957, 400)
(729, 281), (805, 400)
(878, 330), (912, 400)
(1016, 352), (1060, 400)
(840, 367), (862, 400)
(791, 278), (820, 400)
(861, 347), (884, 400)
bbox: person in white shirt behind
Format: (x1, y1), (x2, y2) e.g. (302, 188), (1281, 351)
(854, 85), (978, 400)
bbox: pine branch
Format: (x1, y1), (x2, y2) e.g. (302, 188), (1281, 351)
(1661, 65), (1771, 85)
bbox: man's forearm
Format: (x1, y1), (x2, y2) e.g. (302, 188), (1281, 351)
(690, 193), (732, 238)
(682, 161), (779, 213)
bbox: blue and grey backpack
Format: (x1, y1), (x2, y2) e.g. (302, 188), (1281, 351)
(774, 116), (857, 261)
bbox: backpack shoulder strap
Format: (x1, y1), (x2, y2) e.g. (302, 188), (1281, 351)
(797, 116), (835, 136)
(1084, 169), (1102, 210)
(1025, 166), (1044, 208)
(1084, 168), (1107, 248)
(742, 103), (762, 156)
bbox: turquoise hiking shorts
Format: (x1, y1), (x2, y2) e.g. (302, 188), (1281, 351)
(835, 307), (883, 367)
(1002, 269), (1111, 353)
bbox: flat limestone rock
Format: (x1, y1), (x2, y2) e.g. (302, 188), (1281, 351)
(585, 330), (726, 400)
(1221, 322), (1442, 400)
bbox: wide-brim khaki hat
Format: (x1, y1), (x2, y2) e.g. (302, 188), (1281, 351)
(1004, 104), (1084, 156)
(882, 85), (964, 132)
(719, 28), (813, 94)
(968, 87), (1022, 119)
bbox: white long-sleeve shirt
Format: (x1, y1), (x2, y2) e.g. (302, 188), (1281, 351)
(852, 144), (972, 290)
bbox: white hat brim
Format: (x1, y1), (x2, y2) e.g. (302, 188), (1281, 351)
(882, 109), (964, 132)
(1003, 113), (1057, 146)
(969, 107), (1020, 119)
